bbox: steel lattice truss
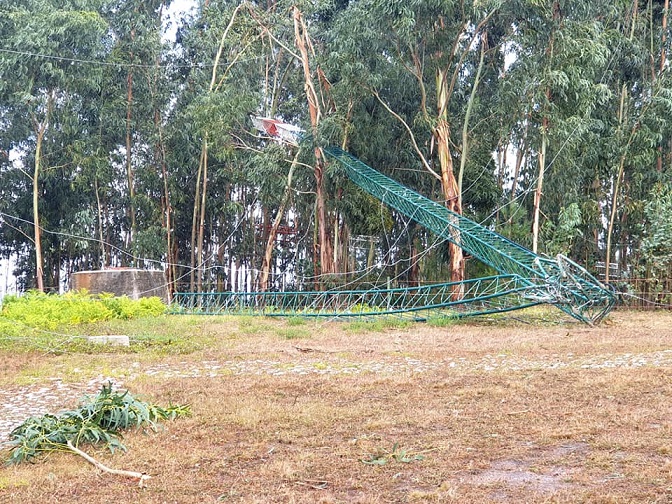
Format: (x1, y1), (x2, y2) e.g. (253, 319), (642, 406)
(322, 147), (614, 324)
(173, 147), (615, 325)
(172, 275), (541, 319)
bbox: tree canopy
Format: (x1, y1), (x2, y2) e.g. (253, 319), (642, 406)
(1, 0), (671, 302)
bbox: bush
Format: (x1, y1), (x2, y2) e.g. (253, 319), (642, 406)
(0, 290), (166, 330)
(98, 293), (166, 320)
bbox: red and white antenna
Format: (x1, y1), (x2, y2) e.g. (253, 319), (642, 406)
(252, 116), (304, 146)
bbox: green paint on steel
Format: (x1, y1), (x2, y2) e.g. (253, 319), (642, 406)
(322, 146), (614, 324)
(171, 275), (542, 319)
(172, 147), (614, 325)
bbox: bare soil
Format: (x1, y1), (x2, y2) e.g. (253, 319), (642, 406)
(1, 309), (672, 503)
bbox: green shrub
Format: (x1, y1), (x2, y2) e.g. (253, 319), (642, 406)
(98, 293), (166, 319)
(0, 290), (166, 330)
(0, 317), (23, 337)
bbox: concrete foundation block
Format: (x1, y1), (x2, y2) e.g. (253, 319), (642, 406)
(71, 269), (169, 304)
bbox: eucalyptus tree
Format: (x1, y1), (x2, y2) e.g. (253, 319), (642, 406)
(639, 182), (672, 289)
(325, 0), (508, 294)
(98, 0), (173, 263)
(167, 0), (270, 292)
(603, 0), (672, 281)
(0, 0), (108, 291)
(494, 1), (615, 260)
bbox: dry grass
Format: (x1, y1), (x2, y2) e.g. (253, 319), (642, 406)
(2, 309), (672, 503)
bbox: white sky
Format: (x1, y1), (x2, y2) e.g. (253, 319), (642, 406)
(163, 0), (197, 41)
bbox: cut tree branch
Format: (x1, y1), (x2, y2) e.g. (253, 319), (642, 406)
(66, 440), (151, 488)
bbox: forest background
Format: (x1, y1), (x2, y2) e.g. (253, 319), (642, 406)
(1, 0), (671, 308)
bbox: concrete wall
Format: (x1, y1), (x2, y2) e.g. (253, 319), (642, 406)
(71, 269), (169, 304)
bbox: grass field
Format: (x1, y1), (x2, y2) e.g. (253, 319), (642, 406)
(1, 308), (671, 503)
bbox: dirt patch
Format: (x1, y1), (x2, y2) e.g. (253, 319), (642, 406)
(459, 443), (590, 499)
(1, 310), (672, 503)
(466, 459), (571, 492)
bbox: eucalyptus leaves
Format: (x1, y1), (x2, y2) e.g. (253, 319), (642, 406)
(5, 384), (190, 486)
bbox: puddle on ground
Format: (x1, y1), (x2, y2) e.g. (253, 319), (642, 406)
(465, 459), (572, 492)
(458, 442), (589, 498)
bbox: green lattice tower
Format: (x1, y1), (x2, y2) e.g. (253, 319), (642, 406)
(171, 274), (542, 319)
(323, 146), (614, 324)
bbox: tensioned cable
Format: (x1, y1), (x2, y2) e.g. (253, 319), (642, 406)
(0, 48), (266, 70)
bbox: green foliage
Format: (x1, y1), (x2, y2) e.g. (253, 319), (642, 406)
(286, 317), (307, 326)
(361, 443), (425, 466)
(542, 202), (583, 257)
(6, 383), (190, 465)
(98, 293), (167, 320)
(345, 318), (411, 333)
(426, 314), (460, 327)
(640, 183), (672, 277)
(0, 291), (166, 331)
(0, 317), (24, 338)
(0, 314), (215, 355)
(276, 328), (311, 340)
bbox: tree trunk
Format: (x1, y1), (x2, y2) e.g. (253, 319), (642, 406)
(606, 150), (627, 284)
(509, 120), (528, 206)
(294, 6), (333, 279)
(94, 179), (106, 268)
(33, 126), (45, 292)
(157, 123), (174, 297)
(661, 0), (669, 74)
(190, 146), (205, 291)
(409, 227), (420, 287)
(605, 0), (638, 283)
(125, 49), (136, 248)
(532, 2), (560, 254)
(532, 117), (548, 254)
(31, 94), (53, 292)
(191, 3), (246, 292)
(436, 69), (464, 300)
(458, 31), (487, 211)
(657, 0), (669, 172)
(196, 140), (209, 293)
(260, 153), (298, 291)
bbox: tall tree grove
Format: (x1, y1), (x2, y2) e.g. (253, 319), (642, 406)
(0, 0), (671, 302)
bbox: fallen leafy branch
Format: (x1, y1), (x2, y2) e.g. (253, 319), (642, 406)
(4, 383), (190, 486)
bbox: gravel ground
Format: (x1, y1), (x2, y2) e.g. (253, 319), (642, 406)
(2, 349), (672, 444)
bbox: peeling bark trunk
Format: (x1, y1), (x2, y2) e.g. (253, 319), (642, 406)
(436, 69), (464, 300)
(294, 6), (333, 278)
